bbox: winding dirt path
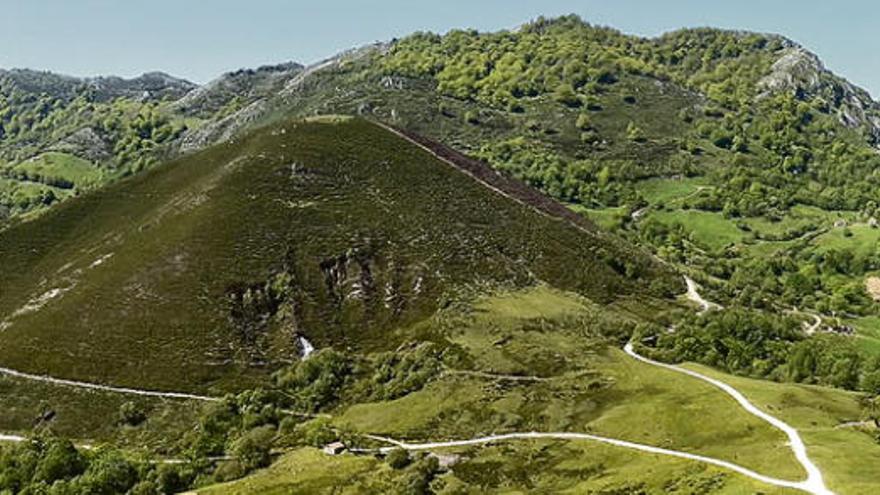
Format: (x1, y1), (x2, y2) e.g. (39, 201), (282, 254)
(0, 236), (832, 494)
(368, 432), (821, 494)
(0, 366), (217, 402)
(623, 343), (832, 495)
(366, 278), (833, 495)
(805, 313), (822, 335)
(369, 343), (834, 495)
(0, 337), (322, 404)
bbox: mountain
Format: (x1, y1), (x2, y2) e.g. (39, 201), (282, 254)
(3, 14), (880, 495)
(0, 69), (196, 102)
(171, 62), (303, 119)
(0, 116), (675, 393)
(757, 45), (880, 139)
(5, 17), (880, 225)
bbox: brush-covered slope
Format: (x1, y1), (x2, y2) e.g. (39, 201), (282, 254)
(0, 117), (676, 393)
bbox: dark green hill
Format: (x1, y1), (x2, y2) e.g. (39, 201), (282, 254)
(0, 117), (676, 393)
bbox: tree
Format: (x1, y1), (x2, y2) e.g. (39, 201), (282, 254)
(273, 349), (354, 412)
(33, 437), (85, 484)
(386, 448), (411, 469)
(231, 425), (276, 471)
(77, 450), (139, 494)
(863, 395), (880, 428)
(396, 456), (439, 495)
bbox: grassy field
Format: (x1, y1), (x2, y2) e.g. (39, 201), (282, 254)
(636, 177), (710, 205)
(0, 374), (202, 454)
(651, 209), (744, 250)
(846, 316), (880, 356)
(687, 364), (880, 495)
(814, 224), (880, 256)
(198, 442), (801, 495)
(335, 288), (806, 484)
(0, 176), (74, 209)
(568, 204), (627, 230)
(10, 152), (106, 188)
(195, 447), (393, 494)
(0, 153), (108, 220)
(199, 286), (873, 494)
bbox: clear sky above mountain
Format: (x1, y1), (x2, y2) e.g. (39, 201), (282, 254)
(2, 0), (877, 96)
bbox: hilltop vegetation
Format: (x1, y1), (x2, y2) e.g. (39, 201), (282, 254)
(0, 64), (302, 219)
(335, 15), (880, 378)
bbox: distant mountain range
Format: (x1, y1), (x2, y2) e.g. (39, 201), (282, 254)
(2, 18), (879, 224)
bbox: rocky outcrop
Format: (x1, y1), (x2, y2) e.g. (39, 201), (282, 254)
(176, 99), (270, 153)
(320, 248), (378, 305)
(84, 72), (196, 101)
(758, 47), (823, 95)
(759, 47), (880, 144)
(171, 62), (303, 117)
(50, 127), (112, 162)
(176, 46), (385, 154)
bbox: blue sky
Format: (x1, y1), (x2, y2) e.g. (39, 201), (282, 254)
(2, 0), (878, 96)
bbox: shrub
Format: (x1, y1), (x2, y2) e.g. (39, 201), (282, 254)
(575, 113), (593, 131)
(395, 456), (440, 495)
(294, 418), (337, 447)
(33, 437), (85, 484)
(386, 448), (411, 469)
(273, 349), (355, 412)
(553, 84), (581, 108)
(626, 122), (645, 142)
(117, 401), (147, 426)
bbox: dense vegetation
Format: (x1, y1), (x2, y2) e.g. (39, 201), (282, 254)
(380, 15), (880, 218)
(0, 118), (673, 393)
(0, 436), (184, 495)
(0, 341), (450, 494)
(0, 70), (199, 217)
(637, 309), (878, 391)
(0, 64), (304, 219)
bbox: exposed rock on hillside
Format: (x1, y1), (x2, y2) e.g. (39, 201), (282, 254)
(172, 62), (304, 117)
(759, 46), (880, 143)
(85, 71), (196, 101)
(50, 127), (112, 162)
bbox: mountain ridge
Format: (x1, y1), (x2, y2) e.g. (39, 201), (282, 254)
(3, 17), (880, 221)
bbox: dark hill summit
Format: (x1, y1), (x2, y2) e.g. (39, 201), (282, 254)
(0, 117), (677, 393)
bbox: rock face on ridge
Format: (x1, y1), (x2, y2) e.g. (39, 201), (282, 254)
(759, 46), (880, 143)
